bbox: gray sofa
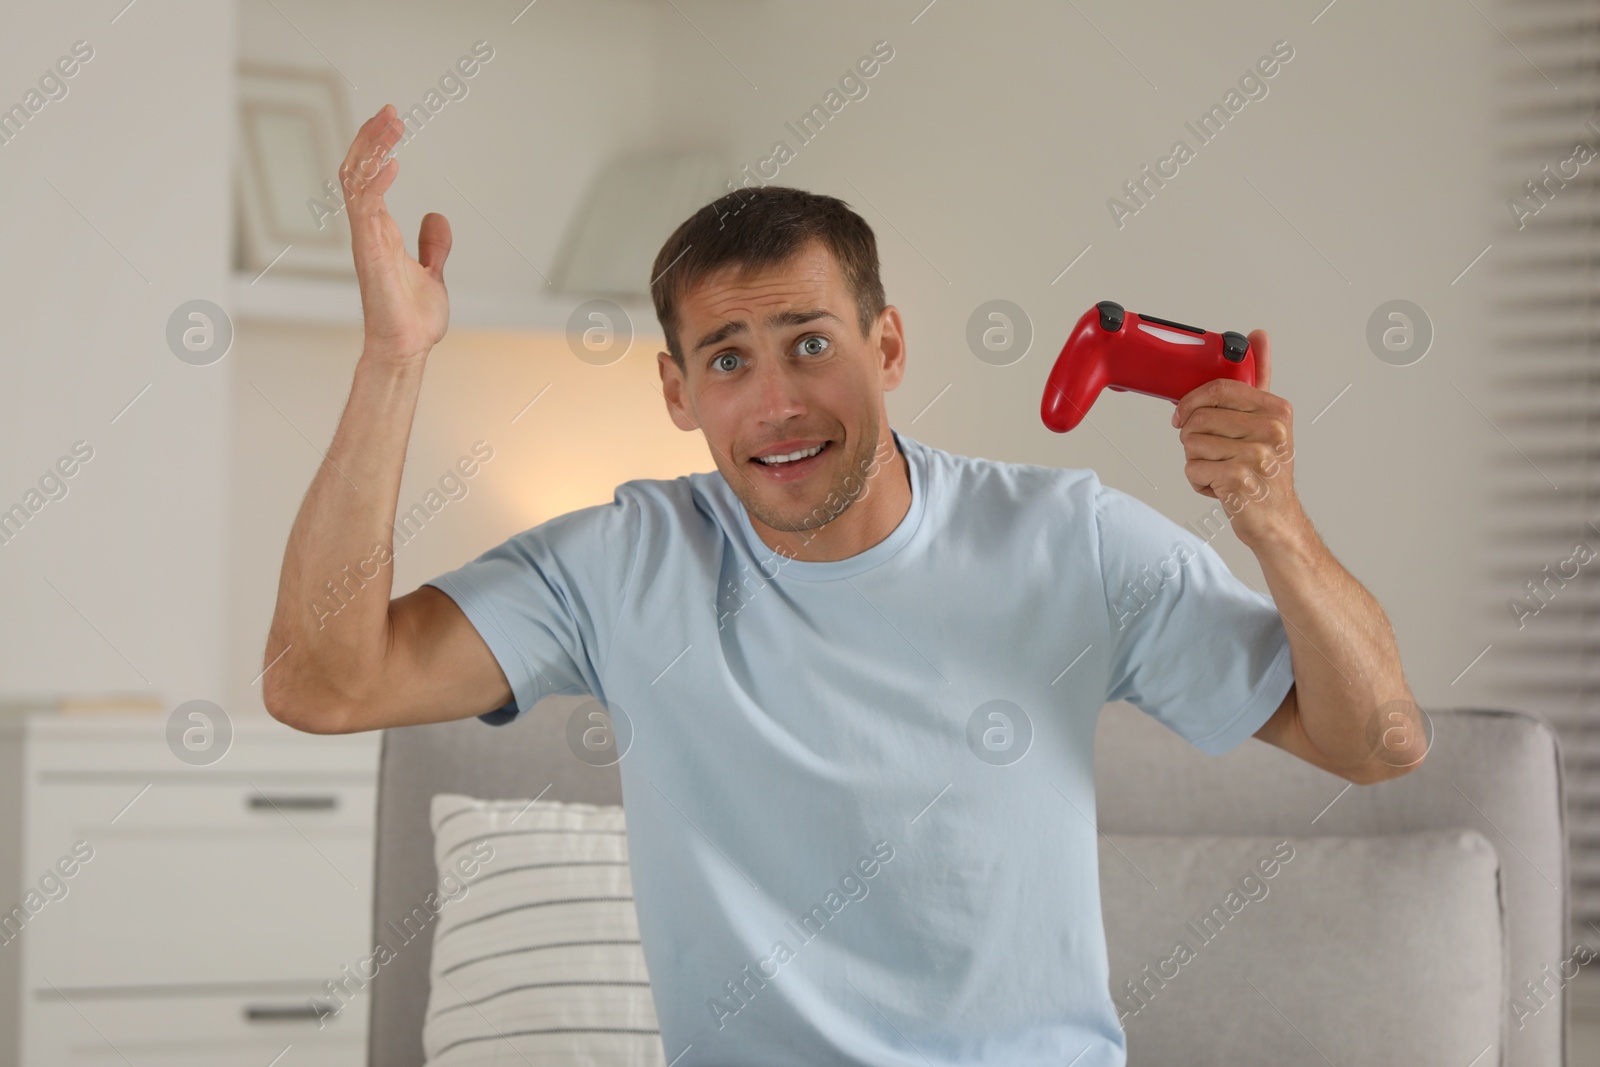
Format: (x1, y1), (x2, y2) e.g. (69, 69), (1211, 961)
(367, 699), (1566, 1066)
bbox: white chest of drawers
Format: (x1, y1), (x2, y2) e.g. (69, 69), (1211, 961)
(0, 709), (379, 1067)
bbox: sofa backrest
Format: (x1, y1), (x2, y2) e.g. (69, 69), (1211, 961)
(367, 700), (1566, 1067)
(367, 696), (622, 1067)
(1094, 701), (1566, 1067)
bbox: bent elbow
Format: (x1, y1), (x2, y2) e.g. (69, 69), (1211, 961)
(263, 679), (352, 735)
(1352, 749), (1427, 785)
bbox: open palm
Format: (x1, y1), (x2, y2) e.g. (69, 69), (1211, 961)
(340, 104), (451, 365)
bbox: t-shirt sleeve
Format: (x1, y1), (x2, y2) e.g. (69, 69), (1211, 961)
(421, 486), (642, 726)
(1093, 477), (1295, 756)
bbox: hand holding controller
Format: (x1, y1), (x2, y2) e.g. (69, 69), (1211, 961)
(1040, 301), (1256, 432)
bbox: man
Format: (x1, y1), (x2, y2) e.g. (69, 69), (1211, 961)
(265, 103), (1424, 1066)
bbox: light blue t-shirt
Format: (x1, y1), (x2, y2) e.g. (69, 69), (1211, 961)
(423, 427), (1295, 1067)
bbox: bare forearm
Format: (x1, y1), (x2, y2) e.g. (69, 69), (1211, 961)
(1252, 519), (1421, 780)
(263, 351), (426, 720)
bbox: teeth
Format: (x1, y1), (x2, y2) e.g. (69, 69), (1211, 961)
(756, 444), (824, 465)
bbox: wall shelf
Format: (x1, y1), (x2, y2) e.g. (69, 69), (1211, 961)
(226, 271), (661, 337)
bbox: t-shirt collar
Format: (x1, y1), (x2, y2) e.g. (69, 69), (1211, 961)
(731, 427), (926, 582)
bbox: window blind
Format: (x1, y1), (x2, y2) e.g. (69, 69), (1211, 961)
(1486, 0), (1599, 945)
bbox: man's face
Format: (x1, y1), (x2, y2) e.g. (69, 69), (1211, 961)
(657, 239), (905, 537)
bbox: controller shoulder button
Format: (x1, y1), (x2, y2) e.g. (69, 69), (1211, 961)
(1096, 300), (1125, 332)
(1221, 330), (1249, 363)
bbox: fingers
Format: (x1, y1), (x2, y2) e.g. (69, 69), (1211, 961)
(1181, 433), (1288, 472)
(1178, 405), (1285, 443)
(1172, 379), (1258, 426)
(418, 213), (452, 278)
(339, 104), (406, 218)
(1173, 377), (1287, 428)
(1248, 328), (1271, 393)
(1183, 457), (1257, 499)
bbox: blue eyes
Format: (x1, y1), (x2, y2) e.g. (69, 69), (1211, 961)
(711, 334), (830, 374)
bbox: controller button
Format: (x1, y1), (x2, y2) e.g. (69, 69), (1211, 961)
(1096, 300), (1125, 332)
(1221, 331), (1249, 363)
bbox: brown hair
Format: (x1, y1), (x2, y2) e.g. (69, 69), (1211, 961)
(649, 185), (887, 372)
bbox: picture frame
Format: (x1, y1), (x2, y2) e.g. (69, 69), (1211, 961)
(235, 63), (357, 280)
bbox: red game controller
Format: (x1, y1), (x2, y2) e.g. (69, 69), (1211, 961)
(1040, 300), (1255, 432)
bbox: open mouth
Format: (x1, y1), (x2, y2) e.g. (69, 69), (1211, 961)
(749, 440), (831, 482)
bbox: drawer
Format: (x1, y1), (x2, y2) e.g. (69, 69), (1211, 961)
(25, 712), (379, 776)
(24, 987), (366, 1066)
(22, 810), (373, 987)
(28, 780), (375, 839)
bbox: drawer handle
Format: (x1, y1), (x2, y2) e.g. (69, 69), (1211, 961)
(244, 1004), (329, 1023)
(248, 794), (338, 811)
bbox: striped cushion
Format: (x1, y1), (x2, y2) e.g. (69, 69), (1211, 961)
(422, 794), (667, 1066)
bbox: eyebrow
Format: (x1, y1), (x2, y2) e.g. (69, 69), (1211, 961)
(692, 308), (843, 355)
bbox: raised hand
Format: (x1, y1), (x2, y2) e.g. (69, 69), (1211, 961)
(339, 103), (452, 368)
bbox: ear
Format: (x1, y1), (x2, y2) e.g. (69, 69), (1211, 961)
(876, 306), (907, 391)
(658, 350), (699, 431)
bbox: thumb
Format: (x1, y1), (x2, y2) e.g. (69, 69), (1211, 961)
(1248, 328), (1271, 394)
(418, 212), (452, 279)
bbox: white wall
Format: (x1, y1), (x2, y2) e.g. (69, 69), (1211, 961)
(0, 1), (237, 711)
(0, 0), (1501, 723)
(646, 0), (1503, 714)
(225, 0), (706, 719)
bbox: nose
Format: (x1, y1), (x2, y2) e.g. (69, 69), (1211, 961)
(752, 352), (807, 425)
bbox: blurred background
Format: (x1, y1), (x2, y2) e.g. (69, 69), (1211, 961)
(0, 0), (1595, 1063)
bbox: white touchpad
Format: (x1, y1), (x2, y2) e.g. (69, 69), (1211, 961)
(1137, 323), (1206, 345)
